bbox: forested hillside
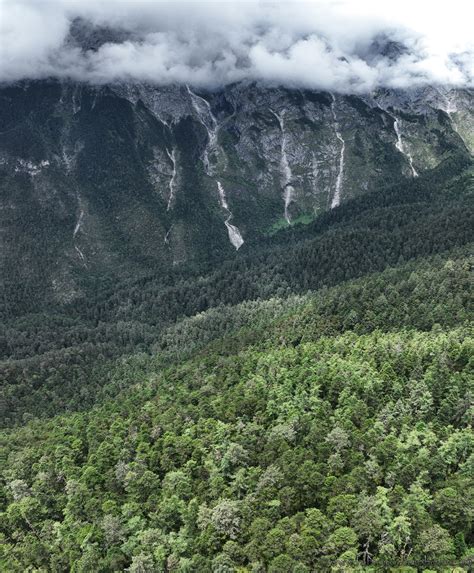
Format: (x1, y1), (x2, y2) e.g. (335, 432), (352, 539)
(1, 80), (472, 315)
(0, 149), (472, 570)
(1, 151), (472, 423)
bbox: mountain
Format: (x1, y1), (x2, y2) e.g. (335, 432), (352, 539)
(0, 75), (473, 571)
(0, 80), (472, 316)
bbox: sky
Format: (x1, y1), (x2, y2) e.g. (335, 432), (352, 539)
(0, 0), (472, 92)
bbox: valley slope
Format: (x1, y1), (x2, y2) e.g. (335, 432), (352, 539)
(0, 81), (473, 571)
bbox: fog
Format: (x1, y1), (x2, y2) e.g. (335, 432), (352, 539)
(0, 0), (472, 92)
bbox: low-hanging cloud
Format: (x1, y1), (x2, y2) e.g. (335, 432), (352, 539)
(0, 0), (472, 92)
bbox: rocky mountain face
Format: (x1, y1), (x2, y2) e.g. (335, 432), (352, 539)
(0, 80), (472, 311)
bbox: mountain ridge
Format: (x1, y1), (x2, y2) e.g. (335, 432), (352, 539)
(0, 80), (472, 314)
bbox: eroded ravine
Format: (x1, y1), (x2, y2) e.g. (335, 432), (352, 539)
(187, 86), (244, 249)
(387, 111), (418, 177)
(330, 94), (346, 208)
(270, 108), (295, 223)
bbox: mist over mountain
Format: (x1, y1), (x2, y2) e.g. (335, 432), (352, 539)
(1, 0), (472, 91)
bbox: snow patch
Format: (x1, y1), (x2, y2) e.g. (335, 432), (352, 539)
(312, 153), (320, 193)
(73, 198), (87, 266)
(164, 225), (173, 245)
(435, 88), (467, 146)
(74, 245), (86, 264)
(387, 111), (418, 177)
(73, 208), (84, 239)
(217, 181), (244, 250)
(270, 108), (295, 223)
(330, 94), (345, 208)
(187, 85), (219, 176)
(14, 159), (50, 177)
(166, 147), (178, 211)
(72, 86), (82, 115)
(188, 86), (243, 249)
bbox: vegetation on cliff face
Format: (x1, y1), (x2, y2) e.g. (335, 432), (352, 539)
(1, 82), (472, 314)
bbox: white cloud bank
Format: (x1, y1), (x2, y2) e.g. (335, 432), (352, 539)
(0, 0), (472, 92)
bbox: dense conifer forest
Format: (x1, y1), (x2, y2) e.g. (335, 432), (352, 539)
(0, 149), (473, 570)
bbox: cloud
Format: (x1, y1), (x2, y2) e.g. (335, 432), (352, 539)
(0, 0), (472, 92)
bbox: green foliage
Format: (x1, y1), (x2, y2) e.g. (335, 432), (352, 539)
(0, 111), (472, 569)
(0, 323), (472, 570)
